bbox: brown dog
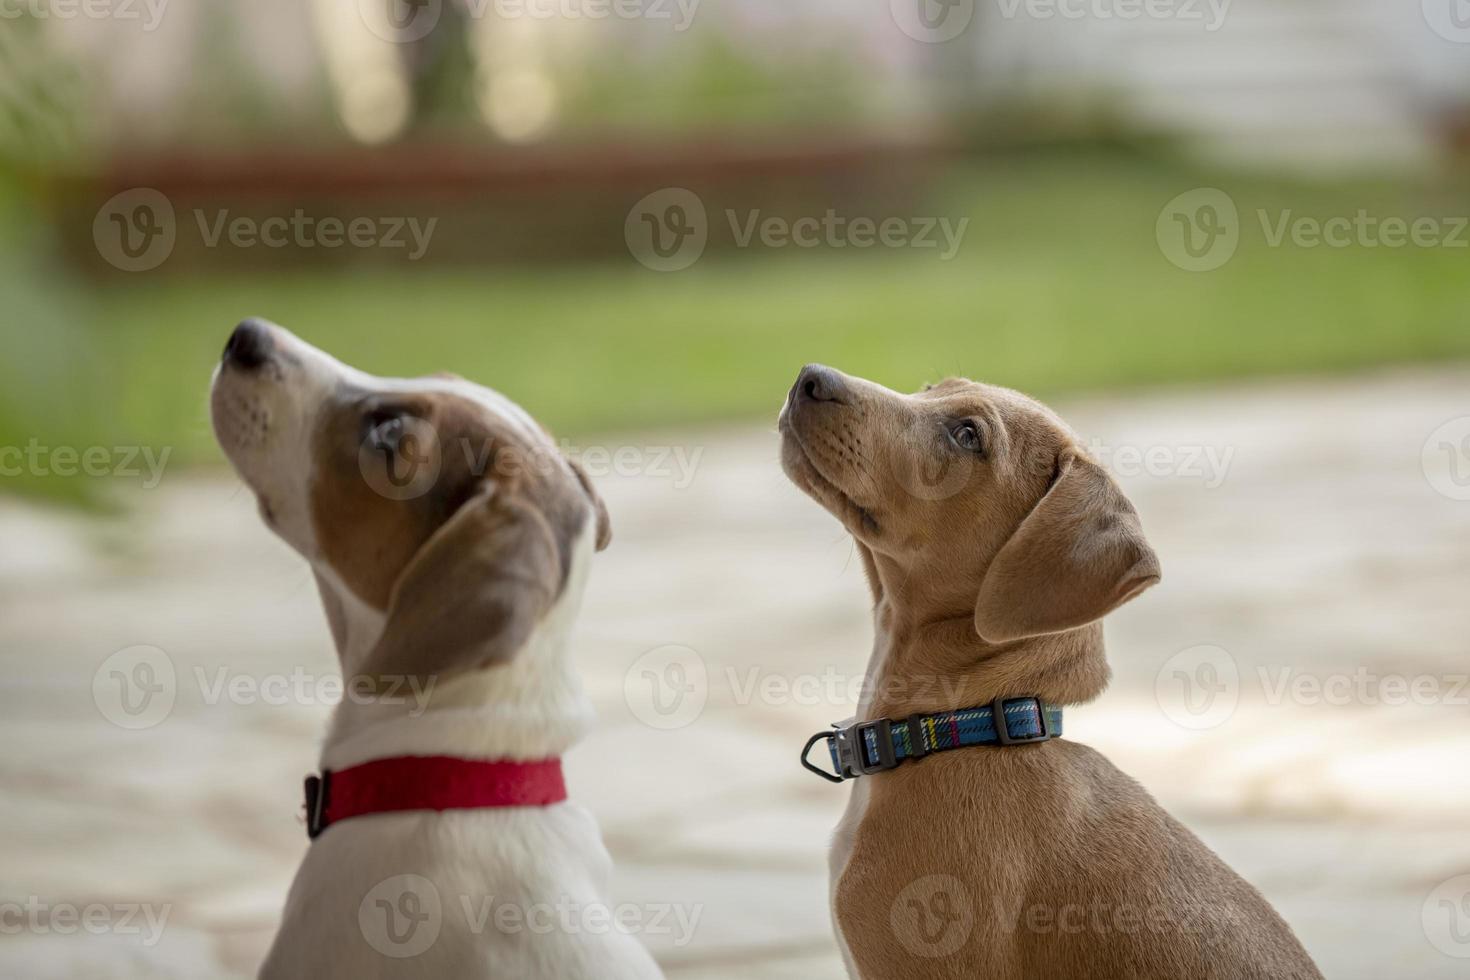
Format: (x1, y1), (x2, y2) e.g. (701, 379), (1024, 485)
(778, 365), (1322, 980)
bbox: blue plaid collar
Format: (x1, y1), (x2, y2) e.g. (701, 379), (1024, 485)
(800, 696), (1063, 783)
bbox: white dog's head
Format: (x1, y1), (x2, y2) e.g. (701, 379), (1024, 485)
(209, 318), (610, 681)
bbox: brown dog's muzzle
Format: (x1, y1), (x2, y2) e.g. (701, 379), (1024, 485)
(779, 363), (885, 538)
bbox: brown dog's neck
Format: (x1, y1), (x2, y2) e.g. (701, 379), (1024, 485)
(859, 547), (1111, 721)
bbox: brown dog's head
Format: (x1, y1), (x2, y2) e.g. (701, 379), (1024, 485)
(209, 318), (610, 681)
(778, 364), (1158, 642)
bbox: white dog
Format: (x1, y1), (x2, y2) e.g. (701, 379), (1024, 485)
(210, 318), (666, 980)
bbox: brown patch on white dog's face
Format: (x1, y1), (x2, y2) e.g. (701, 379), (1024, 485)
(778, 364), (1158, 638)
(311, 391), (535, 609)
(210, 319), (610, 678)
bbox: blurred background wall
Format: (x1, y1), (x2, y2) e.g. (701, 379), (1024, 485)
(3, 0), (1470, 494)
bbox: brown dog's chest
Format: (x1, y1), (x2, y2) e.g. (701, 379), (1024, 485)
(833, 742), (1323, 980)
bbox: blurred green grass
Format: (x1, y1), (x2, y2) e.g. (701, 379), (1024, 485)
(5, 152), (1470, 502)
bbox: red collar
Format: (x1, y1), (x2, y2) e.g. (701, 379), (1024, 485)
(304, 755), (566, 839)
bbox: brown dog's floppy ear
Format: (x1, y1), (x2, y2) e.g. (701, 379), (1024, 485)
(358, 483), (562, 683)
(568, 459), (612, 552)
(974, 451), (1160, 643)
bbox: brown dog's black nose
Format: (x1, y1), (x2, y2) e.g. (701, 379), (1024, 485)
(795, 364), (847, 405)
(223, 318), (273, 370)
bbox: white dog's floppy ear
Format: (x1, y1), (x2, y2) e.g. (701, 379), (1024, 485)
(358, 483), (563, 682)
(568, 458), (612, 552)
(974, 451), (1160, 644)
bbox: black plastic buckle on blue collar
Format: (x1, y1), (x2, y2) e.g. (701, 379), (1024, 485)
(993, 696), (1053, 745)
(800, 718), (899, 783)
(800, 697), (1055, 783)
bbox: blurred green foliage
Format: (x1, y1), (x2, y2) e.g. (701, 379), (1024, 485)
(0, 178), (108, 504)
(565, 36), (869, 132)
(4, 150), (1470, 505)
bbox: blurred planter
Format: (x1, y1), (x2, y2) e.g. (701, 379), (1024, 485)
(44, 133), (957, 276)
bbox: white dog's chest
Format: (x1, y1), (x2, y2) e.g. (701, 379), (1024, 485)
(261, 805), (662, 980)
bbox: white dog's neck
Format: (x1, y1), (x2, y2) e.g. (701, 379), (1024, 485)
(313, 534), (598, 772)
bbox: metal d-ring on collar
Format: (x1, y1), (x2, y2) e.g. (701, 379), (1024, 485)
(800, 696), (1063, 783)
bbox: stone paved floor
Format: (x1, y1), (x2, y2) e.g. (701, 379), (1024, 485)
(3, 367), (1469, 978)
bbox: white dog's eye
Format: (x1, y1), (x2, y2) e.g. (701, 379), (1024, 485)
(949, 420), (984, 454)
(370, 417), (405, 454)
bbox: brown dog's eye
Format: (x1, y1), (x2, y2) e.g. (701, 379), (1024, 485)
(949, 420), (984, 454)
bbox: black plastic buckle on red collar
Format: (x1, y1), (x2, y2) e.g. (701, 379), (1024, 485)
(303, 770), (332, 840)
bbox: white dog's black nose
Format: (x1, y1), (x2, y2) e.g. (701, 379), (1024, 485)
(223, 318), (273, 370)
(795, 364), (848, 405)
